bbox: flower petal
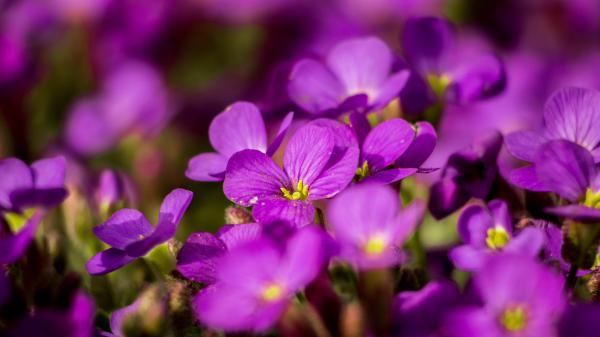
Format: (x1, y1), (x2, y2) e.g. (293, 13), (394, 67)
(266, 111), (294, 157)
(252, 197), (315, 229)
(279, 226), (327, 290)
(31, 156), (66, 188)
(287, 59), (344, 114)
(361, 118), (415, 171)
(507, 165), (549, 192)
(93, 209), (154, 250)
(217, 223), (263, 249)
(396, 121), (437, 168)
(176, 232), (226, 284)
(449, 245), (489, 271)
(283, 124), (334, 187)
(0, 158), (33, 210)
(402, 17), (454, 73)
(505, 130), (547, 162)
(456, 204), (493, 247)
(545, 205), (600, 224)
(372, 69), (410, 108)
(209, 101), (267, 157)
(224, 150), (290, 207)
(446, 51), (505, 103)
(428, 178), (470, 220)
(86, 248), (136, 275)
(487, 199), (512, 233)
(505, 227), (544, 257)
(185, 152), (228, 182)
(0, 211), (43, 264)
(361, 168), (418, 184)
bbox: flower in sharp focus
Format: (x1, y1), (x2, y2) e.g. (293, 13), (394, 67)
(223, 119), (359, 228)
(327, 184), (424, 270)
(449, 199), (544, 271)
(186, 101), (293, 182)
(86, 188), (193, 275)
(445, 254), (566, 337)
(193, 226), (328, 332)
(288, 36), (410, 116)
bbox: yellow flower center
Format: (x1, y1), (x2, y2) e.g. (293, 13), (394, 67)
(356, 161), (371, 180)
(364, 236), (387, 255)
(262, 284), (284, 302)
(500, 306), (528, 332)
(281, 180), (309, 201)
(485, 226), (510, 250)
(583, 188), (600, 208)
(426, 73), (452, 98)
(4, 208), (37, 232)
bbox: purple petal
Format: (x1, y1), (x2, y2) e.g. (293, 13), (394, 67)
(372, 70), (410, 108)
(86, 248), (136, 275)
(505, 130), (547, 162)
(448, 245), (489, 271)
(505, 227), (544, 257)
(361, 118), (415, 171)
(0, 158), (33, 210)
(252, 197), (315, 229)
(306, 119), (360, 200)
(279, 226), (327, 290)
(348, 111), (371, 145)
(217, 223), (263, 249)
(185, 152), (228, 182)
(396, 121), (437, 168)
(428, 178), (470, 219)
(535, 140), (595, 202)
(93, 209), (153, 250)
(158, 188), (193, 225)
(283, 124), (334, 187)
(543, 87), (600, 153)
(487, 199), (512, 233)
(266, 111), (294, 157)
(0, 211), (43, 264)
(361, 168), (418, 184)
(176, 233), (226, 284)
(399, 72), (436, 116)
(209, 101), (267, 157)
(391, 200), (425, 243)
(545, 205), (600, 223)
(31, 156), (66, 188)
(110, 297), (142, 337)
(559, 304), (600, 337)
(402, 17), (454, 73)
(446, 51), (505, 103)
(287, 59), (344, 114)
(64, 98), (117, 155)
(456, 204), (493, 247)
(507, 165), (550, 192)
(326, 37), (393, 100)
(224, 150), (290, 206)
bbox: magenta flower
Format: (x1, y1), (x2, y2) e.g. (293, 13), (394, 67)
(193, 226), (329, 332)
(223, 119), (359, 227)
(186, 101), (293, 182)
(327, 184), (424, 270)
(446, 254), (566, 337)
(176, 223), (262, 283)
(0, 156), (67, 212)
(449, 200), (544, 271)
(0, 211), (43, 264)
(86, 188), (193, 275)
(288, 36), (410, 115)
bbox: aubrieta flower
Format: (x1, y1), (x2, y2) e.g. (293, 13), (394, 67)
(327, 184), (424, 269)
(0, 156), (67, 212)
(446, 254), (566, 337)
(0, 211), (43, 264)
(86, 188), (193, 275)
(288, 36), (410, 115)
(224, 119), (359, 227)
(186, 101), (293, 182)
(449, 200), (544, 271)
(176, 223), (262, 283)
(350, 113), (437, 184)
(400, 16), (505, 114)
(193, 226), (328, 332)
(95, 169), (137, 214)
(429, 131), (503, 219)
(506, 87), (600, 190)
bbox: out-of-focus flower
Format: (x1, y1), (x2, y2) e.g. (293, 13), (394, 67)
(0, 211), (43, 264)
(224, 119), (358, 227)
(558, 304), (600, 337)
(400, 17), (505, 115)
(327, 184), (424, 269)
(428, 131), (502, 219)
(0, 156), (67, 212)
(65, 61), (172, 156)
(9, 292), (95, 337)
(449, 200), (544, 271)
(288, 36), (409, 116)
(186, 102), (293, 182)
(176, 223), (262, 283)
(94, 169), (137, 215)
(193, 226), (328, 332)
(86, 188), (193, 275)
(0, 33), (28, 87)
(445, 254), (566, 337)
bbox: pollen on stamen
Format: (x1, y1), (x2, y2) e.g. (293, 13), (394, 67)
(262, 284), (284, 302)
(364, 235), (387, 255)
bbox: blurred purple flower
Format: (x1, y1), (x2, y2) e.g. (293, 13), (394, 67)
(400, 17), (505, 114)
(0, 211), (43, 264)
(86, 188), (193, 275)
(558, 303), (600, 337)
(449, 200), (544, 271)
(101, 295), (142, 337)
(186, 102), (293, 182)
(94, 169), (137, 213)
(327, 184), (424, 270)
(428, 131), (502, 219)
(288, 36), (409, 115)
(176, 223), (262, 284)
(193, 226), (328, 332)
(224, 119), (358, 227)
(446, 254), (566, 337)
(0, 156), (67, 212)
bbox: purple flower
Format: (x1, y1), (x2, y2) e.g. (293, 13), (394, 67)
(327, 184), (424, 270)
(102, 295), (143, 337)
(186, 101), (293, 182)
(558, 304), (600, 337)
(223, 119), (359, 228)
(449, 200), (544, 271)
(94, 169), (137, 214)
(0, 156), (68, 212)
(176, 223), (262, 283)
(86, 188), (193, 275)
(446, 254), (566, 337)
(0, 210), (44, 264)
(350, 114), (437, 184)
(193, 226), (328, 332)
(288, 36), (410, 115)
(429, 131), (503, 219)
(400, 17), (505, 114)
(506, 87), (600, 191)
